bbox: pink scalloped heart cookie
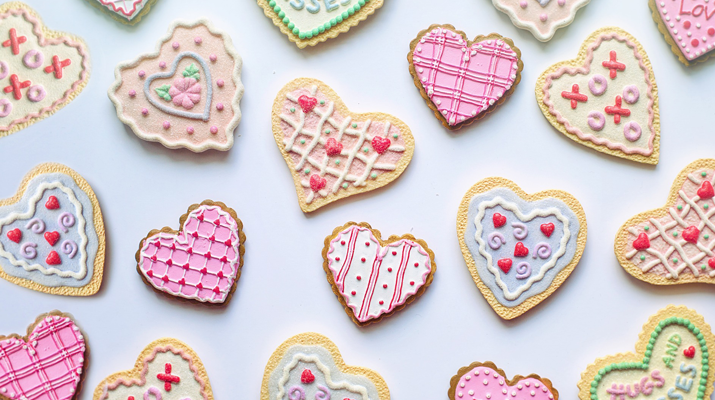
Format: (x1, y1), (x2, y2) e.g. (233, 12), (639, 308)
(109, 19), (243, 152)
(136, 201), (245, 305)
(449, 362), (559, 400)
(537, 27), (660, 165)
(492, 0), (591, 42)
(271, 78), (414, 213)
(408, 25), (523, 130)
(650, 0), (715, 65)
(0, 2), (89, 139)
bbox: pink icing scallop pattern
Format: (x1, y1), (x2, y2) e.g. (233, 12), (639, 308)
(454, 366), (555, 400)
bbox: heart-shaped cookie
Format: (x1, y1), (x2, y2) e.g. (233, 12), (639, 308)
(491, 0), (591, 42)
(272, 78), (414, 213)
(0, 2), (90, 139)
(109, 19), (243, 152)
(536, 27), (660, 165)
(457, 177), (587, 319)
(649, 0), (715, 66)
(0, 311), (87, 400)
(408, 25), (523, 130)
(0, 163), (105, 296)
(578, 305), (715, 400)
(449, 362), (558, 400)
(257, 0), (385, 48)
(136, 200), (245, 305)
(87, 0), (157, 24)
(92, 338), (214, 400)
(615, 159), (715, 286)
(322, 222), (436, 326)
(261, 332), (389, 400)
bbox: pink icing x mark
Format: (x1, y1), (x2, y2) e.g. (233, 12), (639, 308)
(138, 205), (242, 303)
(169, 77), (201, 110)
(412, 27), (519, 126)
(454, 366), (555, 400)
(654, 0), (715, 61)
(0, 315), (85, 400)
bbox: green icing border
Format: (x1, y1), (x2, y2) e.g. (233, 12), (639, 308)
(266, 0), (370, 39)
(590, 317), (710, 400)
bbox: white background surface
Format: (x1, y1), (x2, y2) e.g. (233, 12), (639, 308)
(0, 0), (714, 399)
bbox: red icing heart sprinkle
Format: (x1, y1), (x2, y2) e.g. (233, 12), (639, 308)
(178, 278), (185, 285)
(497, 258), (512, 274)
(309, 174), (327, 192)
(151, 255), (157, 261)
(198, 214), (204, 221)
(301, 369), (315, 384)
(200, 267), (208, 275)
(44, 231), (60, 246)
(46, 251), (61, 265)
(298, 95), (318, 114)
(371, 136), (391, 154)
(192, 232), (198, 238)
(162, 275), (169, 282)
(217, 270), (224, 278)
(325, 137), (343, 156)
(220, 256), (228, 262)
(6, 228), (21, 243)
(205, 251), (212, 259)
(541, 223), (555, 237)
(187, 247), (193, 254)
(166, 259), (173, 266)
(196, 282), (203, 289)
(683, 346), (696, 358)
(682, 226), (700, 243)
(633, 233), (650, 250)
(209, 235), (215, 241)
(708, 258), (715, 269)
(225, 239), (232, 246)
(697, 181), (714, 199)
(147, 270), (153, 277)
(213, 286), (220, 294)
(45, 195), (59, 209)
(492, 213), (506, 228)
(514, 242), (529, 257)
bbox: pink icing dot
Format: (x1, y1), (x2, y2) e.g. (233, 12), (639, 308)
(558, 0), (565, 5)
(540, 13), (548, 22)
(520, 0), (527, 8)
(172, 42), (180, 49)
(141, 108), (149, 115)
(163, 121), (171, 129)
(138, 70), (146, 78)
(187, 126), (194, 134)
(159, 61), (166, 69)
(128, 89), (136, 97)
(194, 37), (202, 44)
(210, 126), (218, 134)
(217, 79), (224, 88)
(216, 103), (224, 111)
(210, 54), (217, 62)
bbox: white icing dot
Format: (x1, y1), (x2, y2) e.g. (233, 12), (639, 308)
(697, 23), (701, 28)
(676, 15), (681, 20)
(471, 110), (477, 116)
(549, 395), (554, 399)
(531, 391), (536, 396)
(535, 383), (540, 388)
(660, 1), (664, 5)
(459, 393), (464, 398)
(484, 379), (489, 385)
(674, 29), (679, 34)
(464, 55), (470, 62)
(512, 391), (517, 397)
(666, 16), (670, 21)
(542, 386), (548, 393)
(475, 370), (480, 376)
(471, 51), (477, 56)
(461, 383), (466, 388)
(461, 48), (466, 53)
(469, 391), (475, 396)
(419, 68), (424, 73)
(417, 47), (422, 52)
(688, 31), (692, 37)
(499, 379), (504, 386)
(489, 99), (495, 105)
(503, 389), (508, 394)
(436, 100), (441, 105)
(525, 382), (531, 387)
(670, 23), (675, 27)
(518, 385), (523, 390)
(487, 394), (491, 399)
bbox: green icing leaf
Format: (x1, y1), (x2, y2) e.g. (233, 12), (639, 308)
(182, 63), (200, 81)
(155, 85), (172, 101)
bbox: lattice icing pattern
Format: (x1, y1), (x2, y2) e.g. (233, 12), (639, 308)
(279, 85), (407, 205)
(625, 169), (715, 279)
(412, 27), (519, 126)
(138, 205), (241, 303)
(96, 0), (150, 20)
(453, 365), (555, 400)
(0, 315), (85, 400)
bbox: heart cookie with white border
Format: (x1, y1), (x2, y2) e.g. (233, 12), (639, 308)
(578, 305), (715, 400)
(449, 361), (558, 400)
(491, 0), (591, 42)
(87, 0), (157, 24)
(615, 159), (715, 285)
(92, 338), (214, 400)
(0, 163), (105, 296)
(322, 222), (436, 326)
(457, 177), (587, 319)
(649, 0), (715, 66)
(261, 332), (389, 400)
(536, 27), (660, 165)
(272, 78), (414, 213)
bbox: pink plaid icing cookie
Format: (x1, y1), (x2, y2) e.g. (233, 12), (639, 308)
(108, 19), (243, 152)
(136, 200), (245, 305)
(491, 0), (591, 42)
(448, 362), (559, 400)
(0, 311), (87, 400)
(271, 78), (414, 213)
(408, 25), (523, 130)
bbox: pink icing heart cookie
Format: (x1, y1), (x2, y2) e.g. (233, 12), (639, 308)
(492, 0), (591, 42)
(537, 27), (660, 165)
(87, 0), (157, 25)
(615, 159), (715, 286)
(0, 311), (87, 400)
(650, 0), (715, 65)
(109, 19), (243, 152)
(449, 362), (559, 400)
(272, 78), (414, 213)
(0, 2), (89, 139)
(92, 338), (214, 400)
(408, 25), (523, 130)
(322, 222), (436, 326)
(136, 200), (245, 305)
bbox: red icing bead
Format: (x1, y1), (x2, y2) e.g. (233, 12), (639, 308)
(356, 276), (361, 280)
(220, 256), (228, 262)
(383, 284), (388, 288)
(44, 231), (60, 246)
(683, 346), (696, 359)
(691, 39), (700, 47)
(225, 239), (232, 246)
(361, 257), (366, 262)
(154, 240), (161, 248)
(213, 219), (221, 225)
(301, 369), (315, 384)
(45, 195), (60, 209)
(187, 247), (193, 254)
(514, 242), (529, 257)
(708, 258), (715, 269)
(192, 232), (198, 238)
(351, 291), (356, 295)
(196, 282), (203, 289)
(392, 251), (397, 256)
(682, 226), (700, 243)
(633, 232), (651, 250)
(213, 286), (221, 294)
(209, 235), (215, 241)
(183, 264), (190, 270)
(151, 255), (157, 261)
(388, 268), (393, 272)
(217, 270), (224, 278)
(541, 223), (555, 237)
(6, 228), (21, 243)
(198, 214), (204, 221)
(709, 27), (715, 36)
(341, 241), (345, 245)
(492, 213), (507, 228)
(410, 281), (415, 286)
(365, 242), (370, 246)
(46, 251), (61, 265)
(162, 275), (169, 282)
(335, 257), (340, 261)
(414, 262), (419, 267)
(178, 278), (185, 285)
(379, 300), (384, 305)
(205, 251), (212, 259)
(497, 258), (512, 274)
(371, 136), (391, 154)
(697, 181), (714, 199)
(200, 267), (208, 275)
(146, 270), (153, 277)
(683, 21), (692, 29)
(166, 259), (173, 266)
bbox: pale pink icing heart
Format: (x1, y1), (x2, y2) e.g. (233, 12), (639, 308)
(455, 366), (555, 400)
(326, 225), (432, 323)
(0, 316), (85, 400)
(138, 205), (241, 303)
(654, 0), (715, 62)
(412, 27), (520, 126)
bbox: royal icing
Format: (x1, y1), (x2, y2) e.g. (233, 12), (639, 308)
(95, 0), (153, 22)
(109, 19), (243, 152)
(0, 4), (89, 138)
(0, 314), (86, 400)
(653, 0), (715, 63)
(325, 224), (433, 324)
(451, 364), (556, 400)
(137, 204), (243, 304)
(410, 27), (520, 127)
(540, 30), (659, 164)
(491, 0), (591, 42)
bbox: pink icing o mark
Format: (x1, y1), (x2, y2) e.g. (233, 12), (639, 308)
(143, 387), (162, 400)
(623, 121), (642, 142)
(0, 98), (12, 117)
(26, 85), (46, 102)
(588, 74), (608, 96)
(22, 49), (44, 69)
(0, 60), (8, 80)
(169, 77), (201, 110)
(454, 366), (555, 400)
(587, 111), (606, 131)
(622, 85), (640, 104)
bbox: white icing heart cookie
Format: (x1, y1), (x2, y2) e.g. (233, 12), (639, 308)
(536, 27), (660, 165)
(87, 0), (157, 24)
(492, 0), (590, 42)
(0, 2), (90, 139)
(0, 163), (105, 296)
(109, 19), (243, 152)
